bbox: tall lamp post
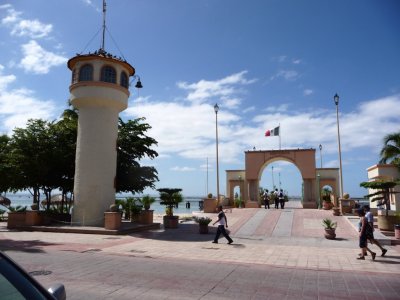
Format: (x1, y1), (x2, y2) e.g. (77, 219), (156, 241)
(317, 173), (321, 209)
(334, 93), (344, 198)
(272, 166), (275, 190)
(319, 144), (323, 168)
(214, 103), (220, 203)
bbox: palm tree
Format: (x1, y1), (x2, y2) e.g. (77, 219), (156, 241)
(157, 188), (183, 216)
(379, 132), (400, 168)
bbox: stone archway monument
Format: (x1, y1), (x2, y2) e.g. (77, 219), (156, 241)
(226, 148), (335, 208)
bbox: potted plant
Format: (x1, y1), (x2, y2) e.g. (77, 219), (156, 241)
(322, 188), (333, 210)
(234, 197), (242, 208)
(157, 188), (183, 229)
(104, 203), (122, 230)
(128, 198), (142, 222)
(360, 180), (400, 231)
(140, 195), (156, 210)
(332, 207), (341, 216)
(322, 218), (337, 239)
(194, 216), (212, 234)
(138, 195), (155, 224)
(116, 198), (130, 220)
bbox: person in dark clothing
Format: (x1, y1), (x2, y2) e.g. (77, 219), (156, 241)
(263, 189), (270, 209)
(279, 189), (285, 209)
(212, 205), (233, 244)
(274, 189), (279, 209)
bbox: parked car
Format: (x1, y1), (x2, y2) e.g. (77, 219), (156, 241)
(0, 251), (66, 300)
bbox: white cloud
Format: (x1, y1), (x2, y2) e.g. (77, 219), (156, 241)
(125, 73), (400, 166)
(171, 166), (196, 172)
(292, 59), (301, 64)
(0, 6), (20, 25)
(0, 5), (52, 38)
(265, 104), (289, 112)
(303, 89), (313, 96)
(19, 40), (67, 74)
(271, 70), (299, 81)
(177, 71), (256, 104)
(0, 66), (57, 134)
(0, 64), (16, 90)
(11, 19), (52, 39)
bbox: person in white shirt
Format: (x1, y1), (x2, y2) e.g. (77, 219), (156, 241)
(212, 206), (233, 244)
(363, 205), (387, 257)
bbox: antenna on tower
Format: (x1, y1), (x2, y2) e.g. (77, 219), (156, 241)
(101, 0), (107, 51)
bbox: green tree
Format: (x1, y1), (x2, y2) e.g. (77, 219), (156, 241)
(0, 135), (14, 194)
(379, 131), (400, 169)
(157, 188), (183, 216)
(360, 180), (399, 216)
(8, 119), (58, 204)
(50, 108), (78, 211)
(116, 117), (159, 194)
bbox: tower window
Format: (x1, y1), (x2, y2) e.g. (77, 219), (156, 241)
(120, 71), (128, 88)
(79, 64), (93, 81)
(71, 68), (77, 83)
(101, 66), (116, 83)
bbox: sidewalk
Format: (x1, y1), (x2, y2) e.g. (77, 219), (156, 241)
(1, 202), (399, 274)
(1, 202), (400, 299)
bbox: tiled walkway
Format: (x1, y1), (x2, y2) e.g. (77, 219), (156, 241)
(1, 201), (399, 299)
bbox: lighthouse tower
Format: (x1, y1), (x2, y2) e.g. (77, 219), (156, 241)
(67, 1), (138, 226)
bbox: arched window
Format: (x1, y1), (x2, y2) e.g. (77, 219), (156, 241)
(120, 71), (128, 88)
(71, 68), (77, 83)
(101, 66), (116, 83)
(79, 64), (93, 81)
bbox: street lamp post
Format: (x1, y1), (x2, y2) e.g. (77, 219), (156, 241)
(272, 166), (275, 190)
(334, 93), (344, 198)
(214, 103), (220, 203)
(317, 173), (321, 209)
(319, 144), (323, 168)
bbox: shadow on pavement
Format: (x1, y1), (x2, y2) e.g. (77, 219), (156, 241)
(0, 239), (58, 253)
(130, 223), (219, 243)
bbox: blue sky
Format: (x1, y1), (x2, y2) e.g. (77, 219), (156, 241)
(0, 0), (399, 198)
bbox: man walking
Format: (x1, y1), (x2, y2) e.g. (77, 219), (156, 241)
(212, 205), (233, 244)
(364, 205), (388, 256)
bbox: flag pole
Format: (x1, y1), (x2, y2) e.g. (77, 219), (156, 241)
(279, 123), (281, 150)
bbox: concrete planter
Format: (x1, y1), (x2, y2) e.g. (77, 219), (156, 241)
(163, 215), (179, 229)
(25, 211), (43, 226)
(43, 213), (71, 225)
(139, 210), (153, 224)
(199, 224), (209, 234)
(377, 215), (400, 232)
(323, 201), (333, 210)
(7, 212), (26, 229)
(203, 198), (217, 213)
(332, 207), (340, 216)
(104, 212), (122, 230)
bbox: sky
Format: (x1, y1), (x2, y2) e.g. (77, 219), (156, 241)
(0, 0), (399, 198)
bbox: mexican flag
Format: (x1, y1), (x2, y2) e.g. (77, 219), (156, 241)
(265, 126), (280, 137)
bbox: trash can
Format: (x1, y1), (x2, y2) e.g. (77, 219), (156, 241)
(395, 224), (400, 240)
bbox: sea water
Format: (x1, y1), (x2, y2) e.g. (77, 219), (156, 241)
(1, 193), (204, 215)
